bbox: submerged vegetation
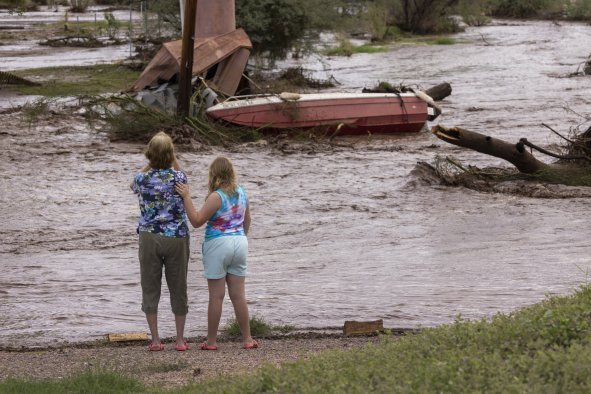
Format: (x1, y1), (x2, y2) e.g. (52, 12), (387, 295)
(84, 94), (263, 145)
(3, 285), (591, 392)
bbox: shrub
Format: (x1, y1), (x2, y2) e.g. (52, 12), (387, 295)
(457, 0), (492, 26)
(394, 0), (463, 34)
(490, 0), (555, 18)
(565, 0), (591, 20)
(236, 0), (308, 65)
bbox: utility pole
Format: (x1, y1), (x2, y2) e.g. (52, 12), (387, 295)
(177, 0), (197, 117)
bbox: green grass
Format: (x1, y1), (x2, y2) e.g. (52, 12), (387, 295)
(324, 35), (461, 55)
(324, 41), (387, 57)
(11, 65), (140, 97)
(4, 285), (591, 392)
(196, 284), (591, 393)
(428, 37), (457, 45)
(0, 370), (144, 394)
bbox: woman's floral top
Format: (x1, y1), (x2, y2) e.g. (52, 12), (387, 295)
(204, 185), (247, 240)
(132, 169), (189, 238)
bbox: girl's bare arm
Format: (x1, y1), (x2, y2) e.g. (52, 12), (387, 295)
(175, 183), (220, 228)
(243, 203), (251, 235)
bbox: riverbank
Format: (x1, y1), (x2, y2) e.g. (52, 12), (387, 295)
(0, 333), (382, 390)
(4, 285), (591, 393)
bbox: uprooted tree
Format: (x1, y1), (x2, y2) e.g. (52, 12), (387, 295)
(431, 123), (591, 186)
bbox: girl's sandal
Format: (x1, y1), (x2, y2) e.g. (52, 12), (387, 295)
(200, 341), (218, 351)
(175, 340), (189, 351)
(148, 342), (165, 352)
(243, 340), (259, 349)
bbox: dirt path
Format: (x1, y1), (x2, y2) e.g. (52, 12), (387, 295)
(0, 335), (381, 389)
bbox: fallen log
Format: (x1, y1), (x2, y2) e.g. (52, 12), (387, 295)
(362, 82), (451, 101)
(431, 125), (591, 186)
(432, 125), (549, 173)
(425, 82), (452, 101)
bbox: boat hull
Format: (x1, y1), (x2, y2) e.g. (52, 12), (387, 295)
(205, 93), (430, 135)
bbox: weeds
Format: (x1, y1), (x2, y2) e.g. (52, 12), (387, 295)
(21, 97), (52, 130)
(223, 315), (295, 338)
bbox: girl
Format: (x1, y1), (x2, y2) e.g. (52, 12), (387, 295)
(131, 131), (190, 352)
(175, 156), (257, 350)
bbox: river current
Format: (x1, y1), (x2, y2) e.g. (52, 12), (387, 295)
(1, 18), (591, 346)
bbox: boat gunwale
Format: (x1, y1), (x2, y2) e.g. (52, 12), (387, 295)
(207, 92), (422, 112)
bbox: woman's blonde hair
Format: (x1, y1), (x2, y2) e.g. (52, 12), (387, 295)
(208, 156), (238, 196)
(145, 132), (175, 169)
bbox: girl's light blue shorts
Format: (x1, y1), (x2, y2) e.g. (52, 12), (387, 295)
(202, 235), (248, 279)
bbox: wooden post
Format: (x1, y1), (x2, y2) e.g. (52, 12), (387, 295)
(177, 0), (197, 116)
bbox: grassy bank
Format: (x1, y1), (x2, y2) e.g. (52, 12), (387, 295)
(2, 284), (591, 393)
(10, 64), (140, 97)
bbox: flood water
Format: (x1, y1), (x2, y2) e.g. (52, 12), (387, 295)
(1, 18), (591, 347)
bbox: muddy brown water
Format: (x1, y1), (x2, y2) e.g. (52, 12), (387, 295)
(1, 18), (591, 347)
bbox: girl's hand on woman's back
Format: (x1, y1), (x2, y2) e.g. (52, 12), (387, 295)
(175, 183), (190, 199)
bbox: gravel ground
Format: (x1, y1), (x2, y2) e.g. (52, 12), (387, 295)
(0, 335), (382, 390)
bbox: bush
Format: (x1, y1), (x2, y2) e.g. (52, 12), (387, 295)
(490, 0), (556, 18)
(394, 0), (464, 34)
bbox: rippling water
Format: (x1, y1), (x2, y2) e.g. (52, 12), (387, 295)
(1, 19), (591, 346)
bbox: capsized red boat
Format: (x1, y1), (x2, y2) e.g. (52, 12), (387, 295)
(205, 91), (441, 135)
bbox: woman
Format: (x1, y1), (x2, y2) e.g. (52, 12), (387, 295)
(131, 131), (190, 351)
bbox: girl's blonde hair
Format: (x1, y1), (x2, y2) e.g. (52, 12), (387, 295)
(208, 156), (238, 196)
(145, 131), (175, 169)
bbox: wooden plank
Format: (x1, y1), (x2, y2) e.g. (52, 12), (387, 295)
(343, 319), (384, 336)
(105, 332), (148, 342)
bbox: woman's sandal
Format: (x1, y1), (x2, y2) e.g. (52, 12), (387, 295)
(148, 342), (165, 352)
(243, 339), (259, 349)
(200, 341), (218, 351)
(175, 340), (190, 351)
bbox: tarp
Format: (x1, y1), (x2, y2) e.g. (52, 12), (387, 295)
(129, 28), (252, 94)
